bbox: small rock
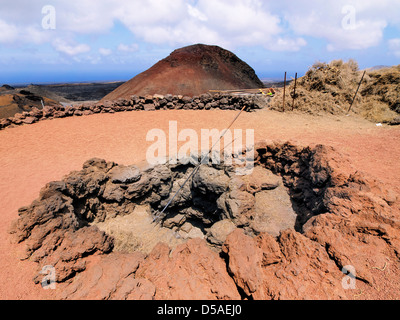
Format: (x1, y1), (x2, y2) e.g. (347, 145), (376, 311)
(219, 190), (255, 220)
(22, 117), (37, 124)
(207, 219), (236, 246)
(192, 165), (230, 195)
(102, 182), (125, 202)
(143, 104), (156, 111)
(240, 166), (281, 193)
(186, 226), (205, 239)
(83, 110), (93, 116)
(153, 94), (165, 100)
(251, 188), (297, 237)
(42, 106), (55, 117)
(10, 117), (22, 125)
(82, 158), (109, 171)
(14, 113), (25, 120)
(125, 174), (152, 199)
(163, 214), (186, 228)
(384, 188), (398, 205)
(389, 117), (400, 126)
(108, 165), (141, 184)
(222, 229), (263, 296)
(182, 96), (192, 103)
(180, 222), (193, 233)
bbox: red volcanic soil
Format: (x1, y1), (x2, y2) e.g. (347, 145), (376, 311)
(0, 109), (399, 299)
(101, 44), (264, 100)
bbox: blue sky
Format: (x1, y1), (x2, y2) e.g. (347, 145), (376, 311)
(0, 0), (399, 84)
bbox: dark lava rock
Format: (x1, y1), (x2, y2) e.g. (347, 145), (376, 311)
(9, 141), (400, 300)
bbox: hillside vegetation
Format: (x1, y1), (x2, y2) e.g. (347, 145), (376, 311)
(271, 60), (400, 123)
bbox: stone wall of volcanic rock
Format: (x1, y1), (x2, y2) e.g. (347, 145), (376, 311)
(0, 93), (268, 130)
(9, 141), (400, 300)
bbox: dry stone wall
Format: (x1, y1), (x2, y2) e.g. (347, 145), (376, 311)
(0, 93), (268, 130)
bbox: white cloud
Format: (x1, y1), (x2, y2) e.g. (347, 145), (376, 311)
(53, 38), (91, 56)
(268, 37), (307, 52)
(0, 19), (19, 43)
(283, 0), (396, 51)
(187, 4), (208, 22)
(193, 0), (282, 47)
(99, 48), (112, 56)
(388, 38), (400, 57)
(55, 0), (116, 34)
(23, 26), (52, 44)
(0, 0), (399, 55)
(117, 43), (139, 52)
(113, 0), (285, 49)
(0, 18), (51, 45)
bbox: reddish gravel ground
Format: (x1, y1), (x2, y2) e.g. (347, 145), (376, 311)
(0, 108), (399, 300)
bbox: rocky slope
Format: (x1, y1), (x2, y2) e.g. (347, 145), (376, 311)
(9, 141), (400, 300)
(36, 82), (125, 102)
(0, 87), (60, 119)
(101, 44), (264, 100)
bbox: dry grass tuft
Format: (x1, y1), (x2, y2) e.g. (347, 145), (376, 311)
(270, 60), (400, 123)
(361, 65), (400, 114)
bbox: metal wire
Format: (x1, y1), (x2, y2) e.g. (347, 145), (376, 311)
(152, 103), (249, 223)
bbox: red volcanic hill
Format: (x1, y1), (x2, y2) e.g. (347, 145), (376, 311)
(102, 44), (264, 100)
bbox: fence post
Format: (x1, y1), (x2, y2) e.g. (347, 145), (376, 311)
(292, 72), (298, 111)
(347, 70), (366, 114)
(283, 72), (287, 112)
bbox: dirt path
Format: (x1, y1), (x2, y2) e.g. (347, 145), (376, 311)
(0, 109), (399, 299)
